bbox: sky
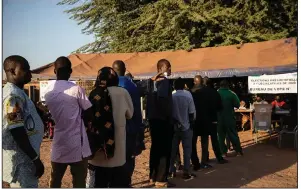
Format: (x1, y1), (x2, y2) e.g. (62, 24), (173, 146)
(3, 0), (95, 69)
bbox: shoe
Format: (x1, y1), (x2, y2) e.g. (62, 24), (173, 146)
(238, 151), (244, 156)
(193, 163), (201, 171)
(200, 163), (213, 169)
(218, 159), (229, 164)
(168, 172), (176, 179)
(222, 153), (229, 157)
(182, 173), (196, 180)
(177, 164), (184, 171)
(190, 173), (197, 177)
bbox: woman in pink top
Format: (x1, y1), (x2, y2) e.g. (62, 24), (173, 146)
(86, 67), (134, 188)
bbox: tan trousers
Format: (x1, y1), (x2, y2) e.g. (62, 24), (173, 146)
(49, 160), (88, 188)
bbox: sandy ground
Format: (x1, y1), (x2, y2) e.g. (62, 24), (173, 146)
(38, 131), (297, 188)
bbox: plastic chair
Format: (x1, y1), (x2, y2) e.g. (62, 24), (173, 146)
(278, 125), (297, 149)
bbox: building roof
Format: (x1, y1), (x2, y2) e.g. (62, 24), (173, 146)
(32, 38), (297, 79)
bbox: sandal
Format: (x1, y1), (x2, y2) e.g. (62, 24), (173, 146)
(200, 163), (213, 169)
(155, 181), (176, 188)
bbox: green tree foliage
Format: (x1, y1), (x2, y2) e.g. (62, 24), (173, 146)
(58, 0), (297, 53)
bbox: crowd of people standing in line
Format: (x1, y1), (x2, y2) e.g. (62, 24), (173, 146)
(3, 55), (245, 188)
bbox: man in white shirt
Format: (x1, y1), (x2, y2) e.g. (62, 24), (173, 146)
(44, 56), (92, 188)
(169, 78), (196, 179)
(253, 95), (268, 105)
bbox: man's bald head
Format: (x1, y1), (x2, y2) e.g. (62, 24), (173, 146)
(203, 77), (212, 87)
(54, 56), (72, 80)
(4, 55), (31, 88)
(220, 80), (229, 89)
(112, 60), (126, 76)
(194, 75), (202, 86)
(54, 56), (71, 69)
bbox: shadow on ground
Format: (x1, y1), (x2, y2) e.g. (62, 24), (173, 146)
(163, 135), (297, 188)
(37, 131), (297, 188)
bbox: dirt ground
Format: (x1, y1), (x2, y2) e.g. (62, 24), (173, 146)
(38, 131), (297, 188)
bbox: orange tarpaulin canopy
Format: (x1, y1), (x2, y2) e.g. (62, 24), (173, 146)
(32, 38), (297, 79)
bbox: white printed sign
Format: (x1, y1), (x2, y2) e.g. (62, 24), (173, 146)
(248, 72), (297, 94)
(39, 80), (76, 101)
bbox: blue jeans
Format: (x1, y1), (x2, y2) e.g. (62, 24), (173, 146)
(10, 162), (38, 188)
(169, 129), (193, 174)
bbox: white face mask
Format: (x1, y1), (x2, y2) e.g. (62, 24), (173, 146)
(153, 81), (157, 92)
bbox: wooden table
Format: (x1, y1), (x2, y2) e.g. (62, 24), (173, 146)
(235, 109), (255, 131)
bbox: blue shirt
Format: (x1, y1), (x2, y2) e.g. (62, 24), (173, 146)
(172, 90), (196, 131)
(118, 76), (143, 134)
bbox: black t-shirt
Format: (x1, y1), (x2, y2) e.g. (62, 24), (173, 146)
(192, 86), (222, 124)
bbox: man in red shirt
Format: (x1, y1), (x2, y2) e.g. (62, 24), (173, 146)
(271, 95), (286, 109)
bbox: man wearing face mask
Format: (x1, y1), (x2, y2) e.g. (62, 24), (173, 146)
(146, 59), (174, 188)
(191, 75), (203, 93)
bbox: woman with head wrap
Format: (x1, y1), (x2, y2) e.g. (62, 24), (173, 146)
(86, 67), (134, 188)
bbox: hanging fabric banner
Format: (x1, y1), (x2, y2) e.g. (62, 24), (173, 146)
(248, 72), (297, 94)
